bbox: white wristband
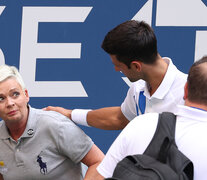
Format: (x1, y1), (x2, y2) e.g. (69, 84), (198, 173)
(71, 109), (91, 127)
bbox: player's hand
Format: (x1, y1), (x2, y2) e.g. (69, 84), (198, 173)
(43, 106), (72, 119)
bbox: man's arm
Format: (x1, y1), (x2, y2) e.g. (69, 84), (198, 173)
(44, 106), (129, 130)
(81, 144), (105, 180)
(87, 107), (129, 130)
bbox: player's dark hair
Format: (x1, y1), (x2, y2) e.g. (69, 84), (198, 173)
(102, 20), (158, 68)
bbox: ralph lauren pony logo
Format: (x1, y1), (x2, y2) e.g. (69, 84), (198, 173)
(37, 155), (47, 175)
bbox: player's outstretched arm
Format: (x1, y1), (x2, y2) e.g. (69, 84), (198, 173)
(44, 106), (129, 130)
(87, 107), (129, 130)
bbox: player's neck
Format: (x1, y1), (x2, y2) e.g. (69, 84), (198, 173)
(145, 58), (168, 96)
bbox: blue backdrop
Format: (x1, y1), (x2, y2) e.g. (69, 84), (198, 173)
(0, 0), (207, 153)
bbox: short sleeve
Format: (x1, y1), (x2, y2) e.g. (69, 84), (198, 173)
(57, 118), (94, 163)
(121, 80), (145, 121)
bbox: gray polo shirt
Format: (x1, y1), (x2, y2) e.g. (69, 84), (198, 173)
(0, 106), (93, 180)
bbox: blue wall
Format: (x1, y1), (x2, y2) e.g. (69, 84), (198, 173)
(0, 0), (207, 153)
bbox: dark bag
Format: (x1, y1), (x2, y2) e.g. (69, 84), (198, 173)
(106, 112), (194, 180)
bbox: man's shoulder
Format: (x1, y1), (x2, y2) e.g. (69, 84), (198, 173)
(164, 57), (187, 79)
(168, 58), (187, 82)
(172, 70), (187, 90)
(130, 80), (145, 91)
(175, 68), (187, 79)
(163, 58), (187, 92)
(128, 113), (159, 129)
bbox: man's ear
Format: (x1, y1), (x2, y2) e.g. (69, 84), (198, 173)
(183, 82), (188, 100)
(131, 61), (142, 72)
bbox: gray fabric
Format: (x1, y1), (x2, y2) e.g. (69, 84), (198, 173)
(0, 106), (93, 180)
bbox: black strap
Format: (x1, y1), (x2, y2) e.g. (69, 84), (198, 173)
(144, 112), (176, 159)
(144, 112), (194, 180)
(157, 112), (176, 163)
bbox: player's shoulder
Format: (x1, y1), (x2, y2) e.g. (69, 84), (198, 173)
(130, 79), (145, 91)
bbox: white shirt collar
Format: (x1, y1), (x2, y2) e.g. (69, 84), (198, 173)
(175, 105), (207, 122)
(144, 57), (178, 99)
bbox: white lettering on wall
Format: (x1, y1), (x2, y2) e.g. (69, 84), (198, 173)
(0, 6), (6, 65)
(156, 0), (207, 62)
(0, 49), (5, 65)
(19, 7), (92, 97)
(132, 0), (153, 25)
(156, 0), (207, 26)
(0, 6), (5, 15)
(195, 31), (207, 61)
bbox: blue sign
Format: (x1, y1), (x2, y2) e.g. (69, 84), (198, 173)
(0, 0), (207, 153)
